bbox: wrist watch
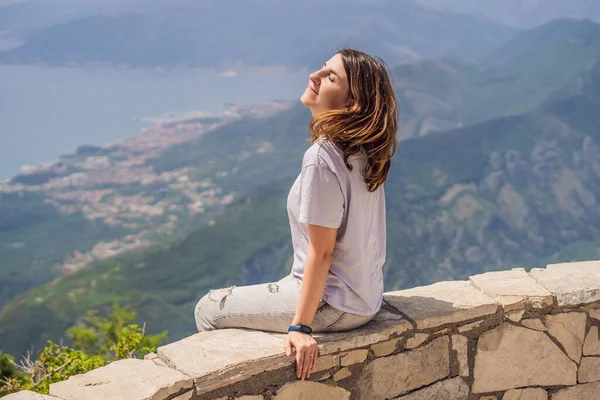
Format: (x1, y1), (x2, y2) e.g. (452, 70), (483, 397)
(288, 324), (313, 334)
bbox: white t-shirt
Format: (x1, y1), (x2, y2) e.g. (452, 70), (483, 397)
(286, 138), (386, 315)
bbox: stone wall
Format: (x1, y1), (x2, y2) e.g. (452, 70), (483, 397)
(6, 260), (600, 400)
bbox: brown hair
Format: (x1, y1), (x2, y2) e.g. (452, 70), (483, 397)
(309, 48), (399, 192)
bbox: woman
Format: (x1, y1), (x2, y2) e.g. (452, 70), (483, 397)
(194, 48), (398, 381)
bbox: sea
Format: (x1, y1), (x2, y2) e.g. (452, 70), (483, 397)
(0, 64), (309, 180)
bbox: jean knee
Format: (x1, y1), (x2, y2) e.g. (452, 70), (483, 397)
(194, 286), (235, 332)
(194, 293), (216, 332)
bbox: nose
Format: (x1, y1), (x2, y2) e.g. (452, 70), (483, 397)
(309, 68), (326, 86)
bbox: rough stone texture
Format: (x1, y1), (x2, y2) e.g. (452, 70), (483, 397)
(590, 309), (600, 321)
(529, 261), (600, 306)
(451, 334), (469, 377)
(49, 358), (192, 400)
(472, 323), (577, 393)
(578, 357), (600, 383)
(310, 309), (411, 355)
(333, 367), (352, 381)
(583, 325), (600, 355)
(405, 333), (429, 349)
(544, 312), (587, 363)
(384, 281), (499, 329)
(502, 388), (548, 399)
(357, 336), (450, 400)
(236, 396), (264, 400)
(171, 390), (194, 400)
(391, 377), (469, 399)
(469, 268), (553, 311)
(157, 329), (289, 394)
(521, 318), (547, 331)
(384, 281), (499, 330)
(506, 309), (525, 322)
(552, 381), (600, 399)
(144, 352), (169, 368)
(313, 354), (340, 372)
(371, 338), (400, 357)
(273, 381), (351, 400)
(340, 349), (368, 366)
(479, 397), (496, 400)
(2, 392), (62, 400)
(458, 319), (484, 333)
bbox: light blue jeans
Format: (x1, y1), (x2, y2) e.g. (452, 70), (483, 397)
(194, 274), (376, 333)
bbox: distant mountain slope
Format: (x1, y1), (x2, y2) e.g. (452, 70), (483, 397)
(415, 0), (600, 28)
(0, 0), (515, 69)
(3, 62), (600, 357)
(395, 19), (600, 137)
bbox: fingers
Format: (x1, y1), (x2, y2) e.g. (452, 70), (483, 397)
(296, 348), (304, 379)
(301, 349), (311, 380)
(309, 350), (319, 378)
(284, 336), (292, 357)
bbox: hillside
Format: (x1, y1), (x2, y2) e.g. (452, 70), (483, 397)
(0, 0), (515, 69)
(394, 19), (600, 137)
(2, 58), (600, 357)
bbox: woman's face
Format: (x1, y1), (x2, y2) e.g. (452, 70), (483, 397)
(300, 53), (350, 116)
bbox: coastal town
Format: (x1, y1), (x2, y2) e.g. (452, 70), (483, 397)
(0, 100), (294, 273)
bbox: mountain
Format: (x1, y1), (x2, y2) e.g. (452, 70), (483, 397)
(0, 0), (516, 69)
(415, 0), (600, 28)
(3, 53), (600, 358)
(395, 19), (600, 137)
(0, 18), (598, 313)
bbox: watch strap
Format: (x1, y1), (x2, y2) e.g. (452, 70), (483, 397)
(288, 324), (313, 334)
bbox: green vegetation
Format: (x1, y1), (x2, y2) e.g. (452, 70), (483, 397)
(0, 304), (166, 397)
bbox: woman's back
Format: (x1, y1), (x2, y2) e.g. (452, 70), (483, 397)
(287, 138), (386, 315)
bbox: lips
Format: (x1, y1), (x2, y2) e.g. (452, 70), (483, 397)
(309, 85), (318, 95)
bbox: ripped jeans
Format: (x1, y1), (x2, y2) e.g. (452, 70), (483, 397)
(194, 273), (376, 333)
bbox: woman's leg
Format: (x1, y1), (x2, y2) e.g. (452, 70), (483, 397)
(194, 274), (377, 333)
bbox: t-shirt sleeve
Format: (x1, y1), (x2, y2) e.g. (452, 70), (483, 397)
(298, 164), (344, 228)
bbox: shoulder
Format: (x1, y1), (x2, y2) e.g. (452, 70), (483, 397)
(302, 138), (343, 169)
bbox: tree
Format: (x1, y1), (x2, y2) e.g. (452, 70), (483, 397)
(0, 303), (167, 396)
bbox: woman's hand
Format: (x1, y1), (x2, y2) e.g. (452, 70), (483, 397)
(284, 331), (319, 380)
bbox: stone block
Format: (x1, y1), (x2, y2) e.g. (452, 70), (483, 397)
(313, 354), (340, 372)
(451, 334), (469, 377)
(236, 396), (264, 400)
(529, 261), (600, 306)
(544, 312), (587, 363)
(457, 319), (484, 333)
(472, 322), (577, 393)
(590, 309), (600, 321)
(49, 358), (192, 400)
(357, 336), (450, 400)
(273, 381), (350, 399)
(469, 268), (553, 311)
(521, 318), (547, 331)
(157, 329), (289, 394)
(384, 281), (499, 330)
(583, 325), (600, 355)
(171, 390), (194, 400)
(333, 367), (352, 381)
(552, 381), (600, 399)
(391, 376), (469, 399)
(578, 357), (600, 383)
(309, 309), (411, 355)
(371, 338), (400, 357)
(405, 333), (429, 349)
(506, 309), (525, 322)
(340, 349), (368, 366)
(502, 388), (547, 399)
(2, 391), (62, 400)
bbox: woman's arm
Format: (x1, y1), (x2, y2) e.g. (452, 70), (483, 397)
(291, 223), (337, 326)
(285, 223), (337, 380)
